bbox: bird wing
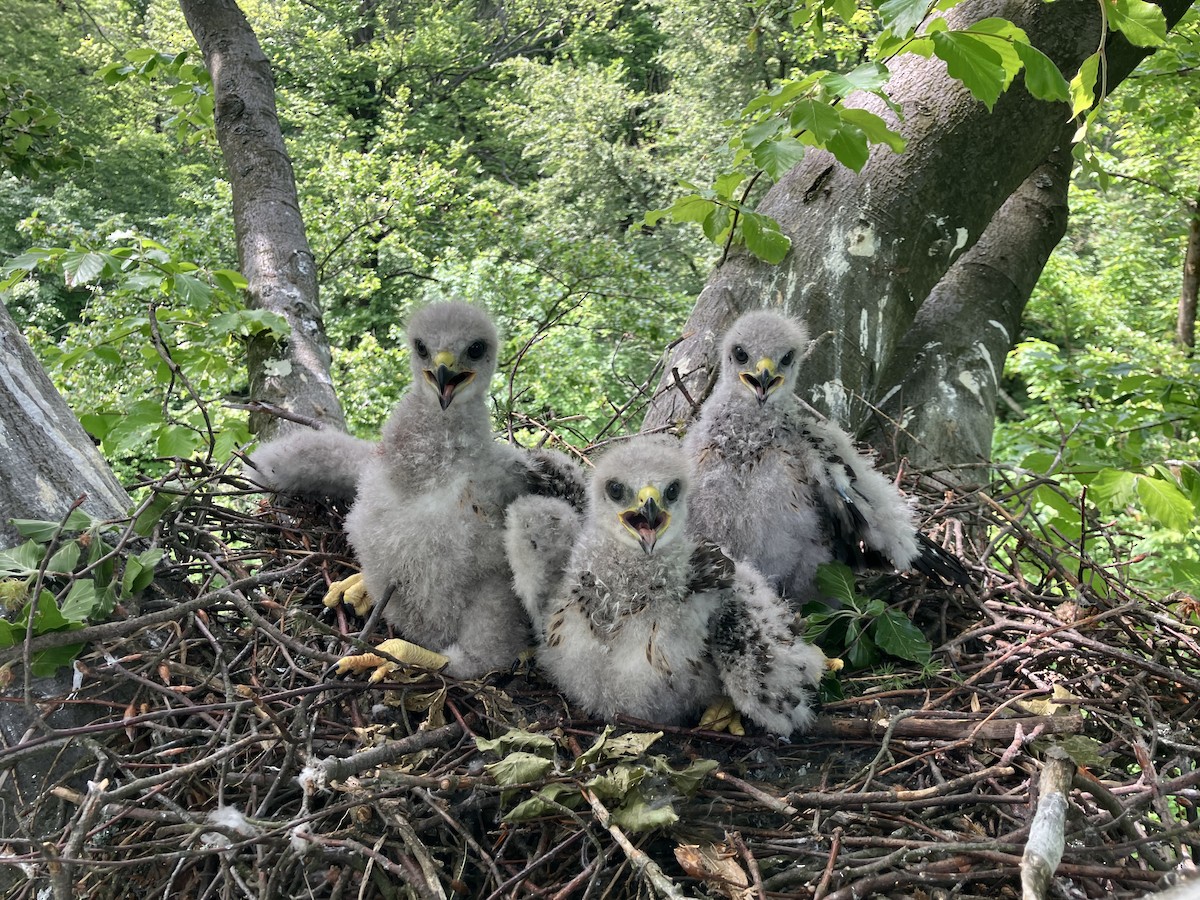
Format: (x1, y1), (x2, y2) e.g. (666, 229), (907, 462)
(247, 429), (376, 500)
(707, 568), (825, 737)
(524, 448), (589, 512)
(504, 495), (583, 632)
(788, 417), (970, 583)
(687, 541), (737, 594)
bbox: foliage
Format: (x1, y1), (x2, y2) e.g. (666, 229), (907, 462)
(2, 230), (283, 478)
(0, 509), (164, 675)
(478, 725), (718, 832)
(803, 562), (936, 671)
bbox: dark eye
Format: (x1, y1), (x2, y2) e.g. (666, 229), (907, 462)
(664, 480), (681, 503)
(781, 350), (795, 367)
(414, 339), (429, 359)
(467, 340), (487, 360)
(605, 480), (624, 503)
(732, 345), (749, 365)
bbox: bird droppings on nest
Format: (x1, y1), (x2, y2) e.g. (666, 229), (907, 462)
(2, 459), (1200, 900)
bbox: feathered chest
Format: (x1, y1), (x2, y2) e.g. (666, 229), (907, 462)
(569, 547), (692, 633)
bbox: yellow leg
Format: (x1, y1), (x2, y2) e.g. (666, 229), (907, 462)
(323, 573), (374, 617)
(698, 695), (745, 735)
(335, 638), (450, 683)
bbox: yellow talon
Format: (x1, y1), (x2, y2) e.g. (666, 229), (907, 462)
(698, 695), (745, 735)
(825, 656), (845, 673)
(323, 573), (374, 616)
(334, 638), (450, 682)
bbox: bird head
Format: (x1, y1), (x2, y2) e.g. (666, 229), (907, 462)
(591, 437), (690, 556)
(719, 310), (810, 406)
(406, 302), (499, 411)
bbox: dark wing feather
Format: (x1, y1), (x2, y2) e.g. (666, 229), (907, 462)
(910, 533), (971, 585)
(525, 449), (588, 512)
(688, 541), (737, 594)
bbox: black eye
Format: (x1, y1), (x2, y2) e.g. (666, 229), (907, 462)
(414, 339), (429, 359)
(732, 345), (749, 365)
(605, 480), (624, 503)
(467, 340), (487, 360)
(664, 480), (681, 503)
(781, 350), (795, 367)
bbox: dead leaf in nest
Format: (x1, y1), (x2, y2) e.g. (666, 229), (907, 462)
(1014, 684), (1079, 717)
(674, 842), (753, 900)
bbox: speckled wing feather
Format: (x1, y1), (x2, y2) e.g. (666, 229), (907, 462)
(247, 428), (376, 500)
(524, 449), (589, 513)
(687, 541), (737, 594)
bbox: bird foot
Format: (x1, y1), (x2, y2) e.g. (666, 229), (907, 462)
(698, 695), (745, 735)
(335, 638), (450, 683)
(323, 572), (374, 616)
(825, 655), (845, 673)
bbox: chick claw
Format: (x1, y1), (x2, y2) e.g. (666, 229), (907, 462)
(323, 573), (374, 617)
(335, 638), (450, 683)
(698, 695), (745, 735)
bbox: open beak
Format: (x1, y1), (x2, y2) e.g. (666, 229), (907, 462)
(619, 486), (670, 555)
(423, 351), (476, 410)
(739, 357), (783, 405)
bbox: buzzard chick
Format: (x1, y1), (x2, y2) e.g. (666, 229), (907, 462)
(254, 302), (584, 678)
(506, 436), (827, 737)
(683, 309), (967, 604)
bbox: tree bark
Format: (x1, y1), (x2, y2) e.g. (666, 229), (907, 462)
(0, 302), (130, 549)
(179, 0), (347, 438)
(642, 0), (1194, 472)
(1177, 185), (1199, 351)
(863, 137), (1074, 479)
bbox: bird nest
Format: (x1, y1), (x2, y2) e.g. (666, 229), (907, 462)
(1, 458), (1198, 900)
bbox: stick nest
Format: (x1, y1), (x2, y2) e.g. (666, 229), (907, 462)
(2, 459), (1198, 900)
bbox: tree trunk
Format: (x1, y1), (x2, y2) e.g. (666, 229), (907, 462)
(863, 137), (1074, 480)
(1177, 186), (1199, 351)
(179, 0), (346, 438)
(642, 0), (1193, 472)
(0, 302), (130, 550)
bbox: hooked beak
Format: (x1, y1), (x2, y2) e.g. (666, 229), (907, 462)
(423, 351), (476, 410)
(739, 357), (783, 405)
(619, 486), (670, 555)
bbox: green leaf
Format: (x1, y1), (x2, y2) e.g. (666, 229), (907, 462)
(1047, 735), (1107, 768)
(611, 788), (679, 831)
(60, 250), (111, 287)
(826, 121), (870, 171)
(931, 31), (1006, 110)
(789, 98), (841, 143)
(1135, 474), (1194, 532)
(1013, 43), (1070, 103)
(157, 424), (202, 458)
(170, 273), (212, 308)
(587, 764), (646, 800)
(504, 783), (580, 822)
(30, 643), (85, 677)
(740, 212), (791, 264)
(660, 194), (717, 226)
(1088, 468), (1137, 508)
(485, 751), (554, 786)
(839, 108), (906, 153)
(132, 490), (180, 537)
(826, 62), (891, 95)
(475, 728), (557, 755)
(60, 578), (100, 623)
(752, 136), (806, 180)
(844, 621), (879, 669)
(743, 115), (785, 149)
(815, 562), (859, 605)
(121, 549), (163, 597)
(46, 542), (81, 575)
(872, 610), (932, 665)
(0, 541), (44, 578)
(1108, 0), (1167, 47)
(596, 730), (663, 761)
(1070, 52), (1100, 117)
(702, 205), (732, 243)
(11, 510), (93, 542)
(879, 0), (930, 37)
